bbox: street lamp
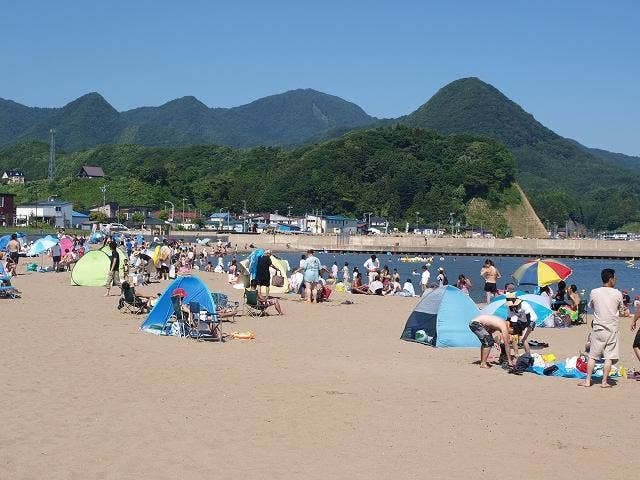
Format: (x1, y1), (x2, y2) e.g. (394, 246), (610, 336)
(164, 201), (175, 222)
(415, 211), (420, 232)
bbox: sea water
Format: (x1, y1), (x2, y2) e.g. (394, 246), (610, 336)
(244, 252), (639, 303)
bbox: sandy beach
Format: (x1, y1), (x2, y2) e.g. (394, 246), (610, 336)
(1, 263), (639, 480)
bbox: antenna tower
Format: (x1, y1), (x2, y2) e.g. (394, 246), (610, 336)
(48, 129), (56, 180)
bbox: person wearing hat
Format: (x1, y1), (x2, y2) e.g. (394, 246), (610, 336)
(505, 292), (538, 356)
(170, 287), (192, 322)
(436, 267), (448, 286)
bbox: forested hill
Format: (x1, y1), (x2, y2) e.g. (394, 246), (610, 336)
(398, 77), (640, 230)
(0, 89), (375, 150)
(1, 126), (519, 234)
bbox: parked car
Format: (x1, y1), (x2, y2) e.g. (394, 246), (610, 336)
(108, 223), (129, 231)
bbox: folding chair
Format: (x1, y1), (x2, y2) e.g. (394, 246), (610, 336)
(573, 300), (588, 325)
(244, 289), (267, 317)
(188, 301), (223, 341)
(212, 291), (239, 322)
(117, 282), (147, 314)
(168, 295), (188, 337)
(0, 262), (19, 299)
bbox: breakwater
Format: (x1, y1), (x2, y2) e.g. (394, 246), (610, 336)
(223, 233), (640, 259)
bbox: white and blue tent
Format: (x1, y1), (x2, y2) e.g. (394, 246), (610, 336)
(140, 275), (216, 335)
(400, 285), (480, 347)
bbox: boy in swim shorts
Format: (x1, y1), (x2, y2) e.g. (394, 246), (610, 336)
(468, 314), (513, 368)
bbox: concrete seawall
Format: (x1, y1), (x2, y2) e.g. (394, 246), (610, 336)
(225, 233), (640, 259)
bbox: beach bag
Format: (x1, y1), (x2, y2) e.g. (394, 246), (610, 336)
(512, 353), (534, 374)
(271, 274), (284, 287)
(170, 321), (187, 337)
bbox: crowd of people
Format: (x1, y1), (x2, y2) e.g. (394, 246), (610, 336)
(468, 267), (640, 386)
(4, 231), (640, 379)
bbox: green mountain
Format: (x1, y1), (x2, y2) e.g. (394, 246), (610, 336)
(1, 126), (518, 235)
(582, 146), (640, 173)
(0, 89), (375, 150)
(397, 77), (640, 230)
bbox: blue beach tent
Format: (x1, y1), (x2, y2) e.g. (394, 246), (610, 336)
(400, 285), (480, 347)
(140, 275), (216, 335)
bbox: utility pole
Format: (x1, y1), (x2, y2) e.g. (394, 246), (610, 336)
(182, 198), (187, 224)
(48, 129), (56, 180)
(415, 211), (420, 232)
(100, 184), (107, 207)
(164, 201), (175, 222)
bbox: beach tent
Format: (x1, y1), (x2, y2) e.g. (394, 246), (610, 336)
(70, 245), (126, 286)
(238, 255), (291, 293)
(140, 275), (215, 335)
(400, 285), (480, 348)
(480, 293), (553, 327)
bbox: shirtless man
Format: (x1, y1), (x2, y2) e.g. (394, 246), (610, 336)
(468, 314), (513, 368)
(480, 259), (501, 303)
(6, 234), (21, 273)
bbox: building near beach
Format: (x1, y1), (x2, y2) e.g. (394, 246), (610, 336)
(78, 166), (105, 178)
(1, 170), (25, 184)
(0, 192), (16, 226)
(16, 198), (73, 228)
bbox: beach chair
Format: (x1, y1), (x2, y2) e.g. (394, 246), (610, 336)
(188, 301), (222, 341)
(573, 300), (588, 325)
(117, 283), (147, 314)
(244, 289), (267, 317)
(168, 294), (188, 337)
(0, 262), (19, 299)
(212, 291), (239, 322)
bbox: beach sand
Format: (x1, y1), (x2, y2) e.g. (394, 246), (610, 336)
(1, 264), (638, 479)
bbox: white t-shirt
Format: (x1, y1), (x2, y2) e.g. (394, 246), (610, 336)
(331, 265), (339, 277)
(421, 270), (430, 286)
(509, 301), (538, 324)
(369, 280), (384, 292)
(403, 282), (416, 296)
(364, 258), (379, 272)
(589, 287), (623, 333)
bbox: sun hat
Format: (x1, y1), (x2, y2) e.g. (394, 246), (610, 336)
(505, 292), (522, 307)
(171, 287), (187, 298)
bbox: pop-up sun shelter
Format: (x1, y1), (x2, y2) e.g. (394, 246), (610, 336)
(238, 254), (290, 294)
(400, 285), (480, 347)
(140, 275), (215, 335)
(70, 245), (126, 286)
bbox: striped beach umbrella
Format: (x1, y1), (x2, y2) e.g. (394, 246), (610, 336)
(512, 259), (572, 287)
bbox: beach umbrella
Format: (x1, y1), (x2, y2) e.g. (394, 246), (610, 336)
(512, 259), (572, 287)
(480, 293), (553, 327)
(27, 235), (59, 256)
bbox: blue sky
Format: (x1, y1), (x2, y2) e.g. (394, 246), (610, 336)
(2, 1), (638, 154)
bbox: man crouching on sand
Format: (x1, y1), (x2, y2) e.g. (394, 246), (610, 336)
(469, 314), (513, 368)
